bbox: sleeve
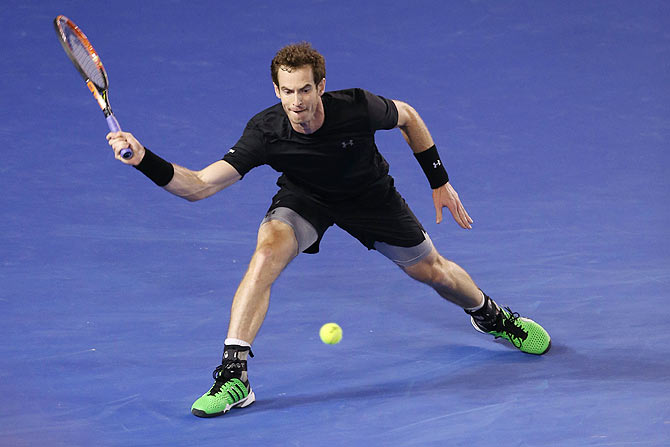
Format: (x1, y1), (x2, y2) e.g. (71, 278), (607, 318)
(222, 119), (267, 178)
(362, 89), (399, 131)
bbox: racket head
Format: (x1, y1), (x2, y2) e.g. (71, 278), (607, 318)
(54, 15), (109, 91)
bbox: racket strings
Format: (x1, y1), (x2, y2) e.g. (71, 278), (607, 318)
(62, 26), (106, 88)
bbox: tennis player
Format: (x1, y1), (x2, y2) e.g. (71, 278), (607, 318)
(107, 42), (551, 418)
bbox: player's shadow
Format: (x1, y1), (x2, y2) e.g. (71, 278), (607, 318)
(244, 342), (670, 415)
(246, 344), (537, 413)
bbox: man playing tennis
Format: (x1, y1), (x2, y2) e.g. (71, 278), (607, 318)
(107, 42), (550, 418)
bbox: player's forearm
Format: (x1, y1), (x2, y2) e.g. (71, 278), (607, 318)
(395, 102), (434, 153)
(163, 164), (211, 201)
(107, 132), (240, 200)
(133, 148), (240, 201)
(165, 164), (237, 202)
(393, 101), (449, 189)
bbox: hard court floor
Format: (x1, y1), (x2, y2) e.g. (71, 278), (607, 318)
(1, 1), (668, 445)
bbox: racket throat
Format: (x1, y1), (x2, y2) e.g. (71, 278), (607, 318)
(86, 80), (111, 114)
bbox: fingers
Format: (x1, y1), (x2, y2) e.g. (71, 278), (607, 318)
(449, 194), (471, 229)
(106, 131), (142, 164)
(463, 205), (474, 226)
(106, 131), (129, 150)
(452, 200), (473, 230)
(451, 196), (473, 229)
(446, 184), (472, 230)
(433, 183), (473, 230)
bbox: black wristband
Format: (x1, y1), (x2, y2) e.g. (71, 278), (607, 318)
(134, 148), (174, 187)
(414, 145), (449, 189)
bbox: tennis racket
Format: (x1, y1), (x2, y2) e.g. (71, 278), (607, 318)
(53, 15), (133, 159)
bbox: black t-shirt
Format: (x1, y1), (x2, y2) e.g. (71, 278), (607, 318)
(223, 88), (399, 203)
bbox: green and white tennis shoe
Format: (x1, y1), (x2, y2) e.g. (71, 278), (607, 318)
(471, 306), (551, 355)
(191, 366), (255, 418)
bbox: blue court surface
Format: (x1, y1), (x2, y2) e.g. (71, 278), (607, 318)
(1, 1), (669, 446)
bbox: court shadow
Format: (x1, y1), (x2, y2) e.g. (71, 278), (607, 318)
(244, 341), (669, 415)
(247, 344), (546, 413)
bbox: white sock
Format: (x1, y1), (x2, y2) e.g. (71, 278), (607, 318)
(224, 338), (252, 348)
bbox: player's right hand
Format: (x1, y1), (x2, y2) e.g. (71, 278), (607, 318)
(106, 131), (145, 166)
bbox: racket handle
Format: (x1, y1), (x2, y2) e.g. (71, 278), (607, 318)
(105, 114), (134, 159)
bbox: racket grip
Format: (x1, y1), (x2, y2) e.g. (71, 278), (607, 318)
(106, 114), (134, 159)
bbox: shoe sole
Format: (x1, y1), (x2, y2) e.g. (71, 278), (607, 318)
(191, 390), (256, 418)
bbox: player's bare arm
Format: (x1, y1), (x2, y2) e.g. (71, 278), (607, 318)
(393, 100), (435, 153)
(167, 161), (241, 202)
(106, 131), (241, 202)
(392, 100), (473, 229)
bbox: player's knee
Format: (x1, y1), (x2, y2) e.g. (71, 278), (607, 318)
(255, 221), (298, 264)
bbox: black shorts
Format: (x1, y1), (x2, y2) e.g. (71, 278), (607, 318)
(265, 184), (426, 254)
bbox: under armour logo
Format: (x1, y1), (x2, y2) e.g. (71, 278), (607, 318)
(341, 139), (354, 148)
(228, 149), (236, 154)
(433, 160), (442, 169)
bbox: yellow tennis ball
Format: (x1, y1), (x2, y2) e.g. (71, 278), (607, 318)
(319, 323), (342, 344)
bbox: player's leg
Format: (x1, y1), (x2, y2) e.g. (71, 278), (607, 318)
(226, 218), (301, 343)
(395, 243), (482, 308)
(374, 236), (483, 310)
(226, 204), (324, 344)
(191, 219), (300, 418)
(397, 245), (550, 355)
(340, 187), (550, 355)
(192, 199), (328, 418)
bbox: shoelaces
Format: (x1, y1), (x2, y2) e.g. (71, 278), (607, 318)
(496, 307), (529, 342)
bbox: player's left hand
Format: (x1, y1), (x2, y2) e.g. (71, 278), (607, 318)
(432, 182), (473, 229)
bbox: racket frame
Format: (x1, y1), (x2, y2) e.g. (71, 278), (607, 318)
(54, 15), (132, 159)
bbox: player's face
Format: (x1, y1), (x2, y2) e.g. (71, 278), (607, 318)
(274, 65), (325, 132)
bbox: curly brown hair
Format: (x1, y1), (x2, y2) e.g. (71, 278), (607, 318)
(271, 42), (326, 86)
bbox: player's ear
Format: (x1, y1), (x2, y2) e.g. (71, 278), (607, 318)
(273, 83), (281, 99)
(317, 78), (326, 96)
